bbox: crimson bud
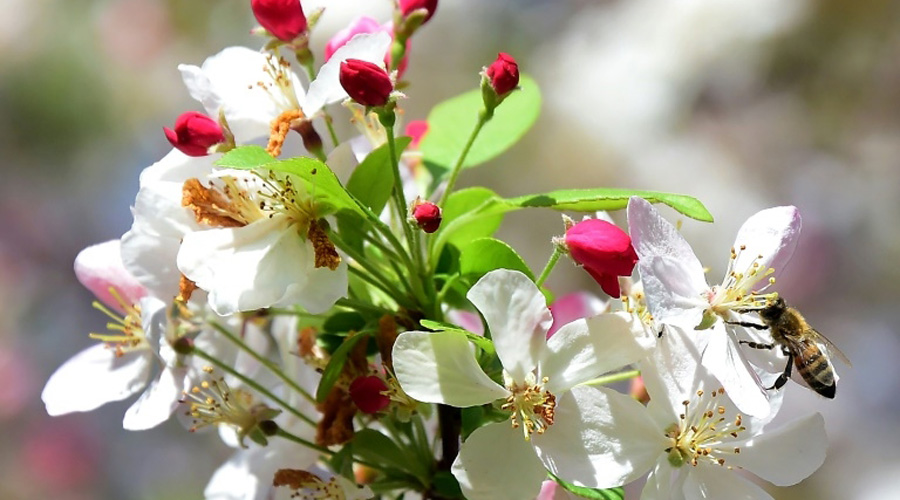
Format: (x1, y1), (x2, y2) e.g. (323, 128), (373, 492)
(250, 0), (307, 42)
(339, 59), (393, 107)
(400, 0), (438, 23)
(163, 111), (225, 157)
(486, 52), (519, 96)
(412, 201), (441, 233)
(564, 219), (638, 298)
(349, 376), (390, 414)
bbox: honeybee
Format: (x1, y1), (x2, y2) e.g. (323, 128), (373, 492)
(734, 297), (850, 399)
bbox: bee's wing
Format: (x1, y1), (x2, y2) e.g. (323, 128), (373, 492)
(810, 328), (852, 367)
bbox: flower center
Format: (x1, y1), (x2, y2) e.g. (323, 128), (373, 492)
(87, 288), (149, 357)
(706, 245), (779, 319)
(181, 367), (264, 437)
(501, 373), (557, 440)
(255, 54), (303, 114)
(273, 469), (352, 500)
(664, 388), (747, 468)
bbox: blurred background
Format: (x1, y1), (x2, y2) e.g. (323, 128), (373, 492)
(2, 0), (898, 498)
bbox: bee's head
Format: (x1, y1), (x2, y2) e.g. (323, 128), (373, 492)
(760, 297), (786, 321)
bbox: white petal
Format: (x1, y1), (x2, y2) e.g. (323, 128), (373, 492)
(138, 148), (216, 187)
(122, 365), (191, 431)
(639, 324), (706, 419)
(729, 206), (801, 289)
(728, 413), (826, 486)
(74, 240), (146, 313)
(180, 47), (305, 143)
(682, 463), (772, 500)
(451, 422), (547, 500)
(532, 386), (663, 489)
(42, 344), (153, 416)
(627, 197), (709, 326)
(641, 459), (687, 500)
(702, 325), (771, 418)
(393, 331), (508, 407)
(178, 215), (346, 315)
(467, 269), (551, 382)
(304, 32), (392, 114)
(541, 313), (646, 393)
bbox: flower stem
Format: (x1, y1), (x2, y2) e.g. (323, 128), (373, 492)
(274, 426), (332, 455)
(192, 346), (317, 428)
(208, 320), (315, 405)
(583, 369), (642, 386)
(438, 111), (489, 209)
(535, 247), (563, 288)
(436, 404), (461, 471)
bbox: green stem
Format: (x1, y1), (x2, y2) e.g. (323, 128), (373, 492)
(331, 233), (412, 307)
(437, 111), (489, 208)
(583, 369), (642, 386)
(336, 297), (391, 315)
(535, 247), (563, 288)
(274, 426), (332, 455)
(192, 347), (317, 428)
(208, 321), (315, 405)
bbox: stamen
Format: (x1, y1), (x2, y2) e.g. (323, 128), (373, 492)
(87, 288), (148, 357)
(267, 109), (305, 157)
(501, 375), (557, 441)
(664, 387), (748, 470)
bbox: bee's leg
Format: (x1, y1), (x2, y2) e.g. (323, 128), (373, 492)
(727, 320), (768, 330)
(739, 340), (776, 350)
(767, 355), (793, 391)
(657, 325), (666, 338)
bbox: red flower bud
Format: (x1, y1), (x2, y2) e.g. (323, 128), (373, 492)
(400, 0), (438, 23)
(565, 219), (638, 298)
(349, 376), (390, 414)
(339, 59), (393, 107)
(163, 111), (225, 157)
(486, 52), (519, 96)
(251, 0), (307, 42)
(412, 201), (441, 233)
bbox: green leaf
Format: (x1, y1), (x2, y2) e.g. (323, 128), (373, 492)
(419, 319), (495, 357)
(504, 188), (713, 222)
(550, 473), (624, 500)
(218, 146), (362, 217)
(347, 137), (412, 213)
(315, 333), (369, 403)
(432, 187), (505, 259)
(216, 144), (274, 169)
(353, 429), (430, 482)
(432, 470), (464, 499)
(323, 311), (367, 333)
(459, 237), (534, 281)
(421, 75), (541, 171)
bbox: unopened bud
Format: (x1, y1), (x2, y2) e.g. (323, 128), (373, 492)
(400, 0), (438, 24)
(411, 201), (441, 233)
(163, 111), (225, 157)
(486, 52), (519, 96)
(564, 219), (638, 298)
(339, 59), (393, 107)
(251, 0), (308, 42)
(349, 375), (390, 414)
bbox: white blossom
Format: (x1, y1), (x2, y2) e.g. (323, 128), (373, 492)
(393, 269), (648, 500)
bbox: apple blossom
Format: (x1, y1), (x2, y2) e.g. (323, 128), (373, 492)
(579, 325), (826, 499)
(564, 218), (639, 298)
(393, 269), (648, 500)
(486, 52), (519, 96)
(411, 200), (441, 233)
(339, 59), (393, 107)
(250, 0), (307, 42)
(627, 196), (801, 417)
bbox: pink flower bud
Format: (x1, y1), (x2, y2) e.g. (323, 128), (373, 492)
(251, 0), (307, 42)
(324, 16), (383, 61)
(412, 201), (442, 233)
(400, 0), (438, 23)
(565, 219), (638, 298)
(349, 376), (390, 414)
(486, 52), (519, 96)
(405, 120), (429, 149)
(339, 59), (393, 107)
(163, 111), (225, 157)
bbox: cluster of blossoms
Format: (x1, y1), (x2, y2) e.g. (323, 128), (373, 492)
(44, 1), (839, 499)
